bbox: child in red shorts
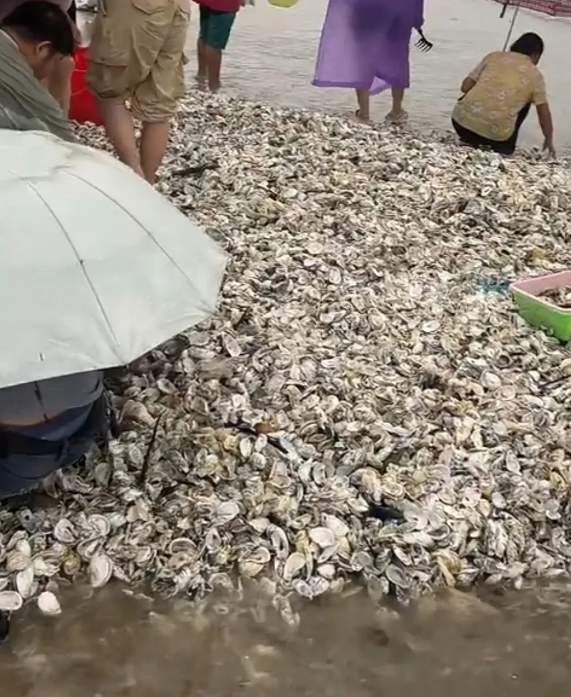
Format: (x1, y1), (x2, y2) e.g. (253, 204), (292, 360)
(195, 0), (241, 92)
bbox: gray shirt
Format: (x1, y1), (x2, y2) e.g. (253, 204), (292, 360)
(0, 371), (103, 425)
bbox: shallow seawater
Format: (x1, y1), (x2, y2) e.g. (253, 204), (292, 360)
(2, 583), (571, 696)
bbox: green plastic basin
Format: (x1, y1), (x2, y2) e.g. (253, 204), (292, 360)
(511, 271), (571, 343)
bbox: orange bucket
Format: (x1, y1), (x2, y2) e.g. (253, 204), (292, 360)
(69, 47), (103, 126)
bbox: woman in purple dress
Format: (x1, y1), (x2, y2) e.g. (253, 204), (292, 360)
(313, 0), (428, 123)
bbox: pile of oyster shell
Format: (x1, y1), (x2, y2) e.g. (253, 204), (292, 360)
(540, 286), (571, 309)
(1, 93), (571, 621)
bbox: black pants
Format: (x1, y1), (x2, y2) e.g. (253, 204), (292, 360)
(452, 103), (531, 156)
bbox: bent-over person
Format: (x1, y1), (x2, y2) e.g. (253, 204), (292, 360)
(452, 33), (555, 157)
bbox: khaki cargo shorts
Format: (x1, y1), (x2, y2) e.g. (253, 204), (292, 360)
(87, 0), (190, 123)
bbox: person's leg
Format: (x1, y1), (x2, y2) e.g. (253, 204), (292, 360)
(502, 103), (532, 154)
(87, 2), (144, 174)
(205, 44), (223, 92)
(96, 98), (144, 177)
(134, 2), (190, 182)
(452, 118), (491, 149)
(196, 6), (209, 84)
(453, 119), (480, 147)
(140, 121), (170, 184)
(386, 87), (407, 122)
(197, 38), (208, 85)
(452, 119), (510, 154)
(355, 89), (370, 121)
(204, 10), (236, 92)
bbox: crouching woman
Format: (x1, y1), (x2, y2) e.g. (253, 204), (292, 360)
(452, 33), (555, 157)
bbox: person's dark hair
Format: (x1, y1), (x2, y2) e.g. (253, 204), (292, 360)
(510, 32), (544, 58)
(1, 1), (74, 56)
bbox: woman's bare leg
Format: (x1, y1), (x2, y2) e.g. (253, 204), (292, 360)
(386, 88), (407, 123)
(355, 89), (370, 121)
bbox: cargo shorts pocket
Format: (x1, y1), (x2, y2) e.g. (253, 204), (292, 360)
(176, 0), (191, 16)
(89, 16), (129, 67)
(131, 0), (171, 14)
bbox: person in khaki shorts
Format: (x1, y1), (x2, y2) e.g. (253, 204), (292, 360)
(87, 0), (190, 183)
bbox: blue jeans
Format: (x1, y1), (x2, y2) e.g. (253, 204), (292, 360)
(0, 399), (106, 499)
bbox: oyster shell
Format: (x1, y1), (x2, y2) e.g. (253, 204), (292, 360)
(15, 566), (35, 600)
(0, 591), (23, 612)
(37, 591), (62, 617)
(54, 519), (76, 545)
(89, 554), (113, 589)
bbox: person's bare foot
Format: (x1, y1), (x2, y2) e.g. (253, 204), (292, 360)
(195, 74), (208, 91)
(385, 109), (408, 125)
(354, 109), (371, 123)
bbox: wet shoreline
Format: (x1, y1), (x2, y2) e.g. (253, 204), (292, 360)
(3, 582), (571, 696)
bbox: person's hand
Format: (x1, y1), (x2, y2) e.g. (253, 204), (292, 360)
(543, 138), (556, 159)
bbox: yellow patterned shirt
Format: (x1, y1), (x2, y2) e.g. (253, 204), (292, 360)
(452, 51), (547, 142)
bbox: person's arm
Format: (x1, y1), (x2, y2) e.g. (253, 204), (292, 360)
(537, 103), (555, 156)
(461, 77), (477, 94)
(533, 73), (555, 157)
(460, 55), (488, 94)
